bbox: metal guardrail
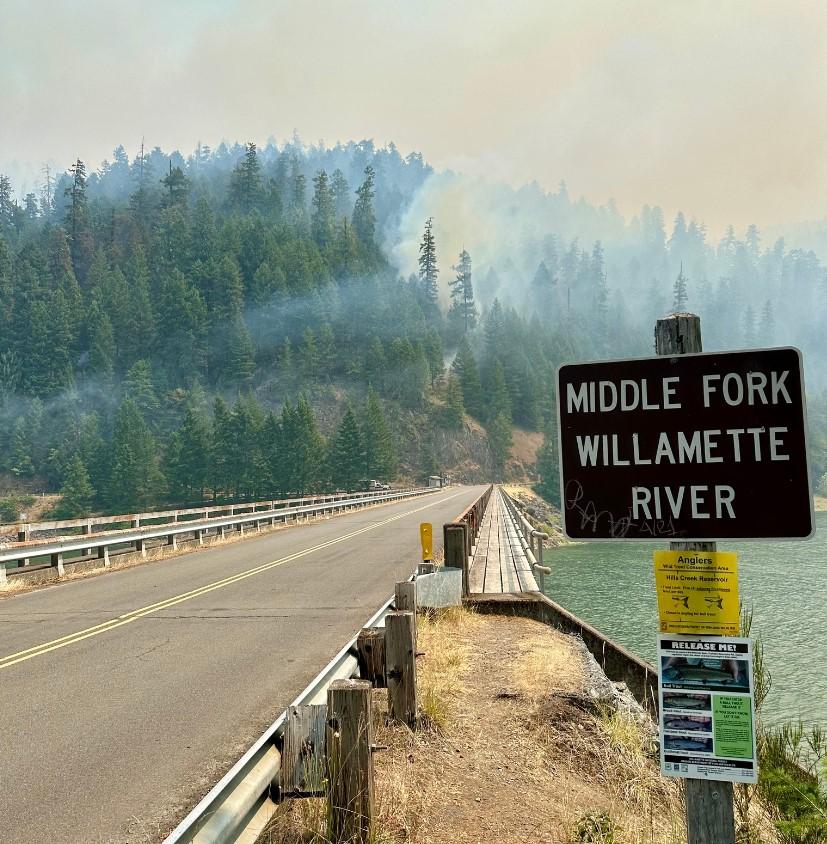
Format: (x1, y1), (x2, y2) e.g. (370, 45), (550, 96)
(0, 488), (437, 581)
(2, 491), (397, 543)
(163, 585), (407, 844)
(499, 488), (551, 590)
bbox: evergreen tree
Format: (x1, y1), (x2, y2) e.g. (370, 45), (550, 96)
(531, 261), (556, 314)
(161, 163), (190, 209)
(56, 454), (95, 517)
(124, 360), (160, 422)
(330, 404), (364, 490)
(442, 375), (465, 429)
(224, 313), (255, 386)
(299, 327), (320, 381)
(487, 412), (512, 479)
(64, 159), (92, 277)
(331, 169), (350, 219)
(211, 396), (234, 499)
(229, 142), (263, 211)
(88, 295), (116, 382)
(292, 394), (324, 493)
(311, 170), (335, 247)
(673, 262), (689, 311)
(352, 165), (376, 245)
(448, 248), (477, 333)
(451, 337), (483, 418)
(108, 398), (164, 510)
(418, 217), (439, 315)
(362, 388), (395, 479)
(535, 420), (561, 506)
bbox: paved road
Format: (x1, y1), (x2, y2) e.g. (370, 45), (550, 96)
(0, 485), (484, 844)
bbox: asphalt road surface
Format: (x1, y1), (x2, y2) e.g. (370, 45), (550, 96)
(0, 485), (485, 844)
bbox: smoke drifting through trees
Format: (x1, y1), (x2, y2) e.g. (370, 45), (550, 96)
(1, 136), (826, 513)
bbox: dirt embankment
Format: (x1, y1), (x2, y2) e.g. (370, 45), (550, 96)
(264, 609), (683, 844)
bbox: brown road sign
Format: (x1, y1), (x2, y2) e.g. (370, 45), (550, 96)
(556, 347), (813, 541)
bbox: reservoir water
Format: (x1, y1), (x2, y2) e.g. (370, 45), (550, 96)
(544, 511), (826, 728)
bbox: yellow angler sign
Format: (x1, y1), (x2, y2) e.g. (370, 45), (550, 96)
(653, 550), (740, 636)
(419, 522), (433, 562)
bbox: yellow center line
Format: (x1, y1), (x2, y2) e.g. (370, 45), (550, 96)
(0, 490), (467, 671)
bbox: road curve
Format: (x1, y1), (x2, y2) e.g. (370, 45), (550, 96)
(0, 485), (485, 844)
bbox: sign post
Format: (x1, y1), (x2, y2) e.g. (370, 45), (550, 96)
(556, 313), (814, 844)
(656, 314), (733, 844)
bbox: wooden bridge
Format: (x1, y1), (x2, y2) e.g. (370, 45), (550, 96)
(468, 486), (543, 593)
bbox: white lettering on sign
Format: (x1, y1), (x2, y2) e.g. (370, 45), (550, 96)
(574, 428), (791, 468)
(702, 370), (792, 408)
(631, 485), (736, 520)
(567, 378), (683, 413)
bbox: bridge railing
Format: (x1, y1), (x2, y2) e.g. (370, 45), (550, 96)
(441, 484), (493, 593)
(0, 487), (437, 583)
(1, 490), (393, 544)
(499, 487), (551, 590)
(163, 578), (411, 844)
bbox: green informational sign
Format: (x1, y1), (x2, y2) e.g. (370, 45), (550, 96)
(713, 696), (754, 758)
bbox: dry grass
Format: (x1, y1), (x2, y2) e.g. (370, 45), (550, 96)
(262, 610), (687, 844)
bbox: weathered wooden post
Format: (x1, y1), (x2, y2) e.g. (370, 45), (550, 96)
(385, 611), (418, 727)
(326, 679), (375, 844)
(356, 628), (386, 687)
(443, 523), (468, 597)
(395, 580), (418, 650)
(656, 312), (735, 844)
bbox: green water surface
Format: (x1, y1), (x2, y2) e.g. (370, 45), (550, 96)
(544, 511), (826, 728)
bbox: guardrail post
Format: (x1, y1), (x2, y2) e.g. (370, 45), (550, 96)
(394, 581), (417, 650)
(167, 533), (177, 550)
(417, 562), (435, 576)
(83, 522), (93, 557)
(385, 611), (418, 727)
(0, 563), (6, 585)
(444, 523), (468, 597)
(356, 628), (386, 687)
(51, 552), (65, 576)
(194, 529), (204, 546)
(326, 679), (375, 844)
(98, 545), (110, 567)
(135, 538), (147, 558)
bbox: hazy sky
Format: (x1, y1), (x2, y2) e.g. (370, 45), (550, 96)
(2, 0), (826, 234)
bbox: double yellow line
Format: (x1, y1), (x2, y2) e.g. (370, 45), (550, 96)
(0, 490), (465, 672)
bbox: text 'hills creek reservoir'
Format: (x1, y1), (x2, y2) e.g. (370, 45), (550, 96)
(545, 510), (826, 728)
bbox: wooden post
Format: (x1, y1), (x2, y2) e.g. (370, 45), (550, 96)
(385, 611), (418, 727)
(656, 312), (735, 844)
(394, 581), (416, 614)
(356, 627), (386, 687)
(395, 580), (417, 650)
(282, 704), (327, 797)
(326, 679), (375, 844)
(444, 523), (468, 597)
(417, 562), (435, 576)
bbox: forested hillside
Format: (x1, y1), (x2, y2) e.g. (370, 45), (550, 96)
(1, 137), (825, 518)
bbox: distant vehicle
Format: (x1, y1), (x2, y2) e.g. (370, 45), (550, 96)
(359, 479), (388, 492)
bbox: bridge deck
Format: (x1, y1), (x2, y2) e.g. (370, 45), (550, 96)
(468, 488), (538, 593)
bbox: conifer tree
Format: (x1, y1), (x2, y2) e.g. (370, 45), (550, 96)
(673, 262), (689, 311)
(300, 327), (320, 381)
(448, 249), (477, 333)
(352, 165), (376, 245)
(418, 217), (439, 314)
(108, 398), (164, 510)
(487, 411), (512, 479)
(331, 169), (350, 219)
(442, 375), (465, 429)
(536, 420), (561, 506)
(451, 337), (483, 418)
(330, 404), (364, 490)
(311, 170), (335, 247)
(229, 142), (263, 211)
(124, 360), (160, 422)
(362, 388), (395, 479)
(161, 163), (190, 209)
(210, 397), (234, 499)
(293, 393), (324, 492)
(64, 159), (91, 275)
(223, 313), (255, 386)
(56, 454), (95, 517)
